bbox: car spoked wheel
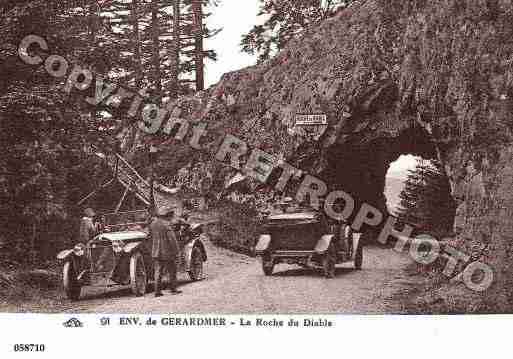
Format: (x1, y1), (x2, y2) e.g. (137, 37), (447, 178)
(322, 246), (337, 279)
(262, 255), (275, 276)
(188, 246), (204, 281)
(63, 261), (82, 301)
(130, 252), (147, 297)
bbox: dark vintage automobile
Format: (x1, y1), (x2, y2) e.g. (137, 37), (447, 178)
(56, 210), (207, 300)
(254, 208), (363, 278)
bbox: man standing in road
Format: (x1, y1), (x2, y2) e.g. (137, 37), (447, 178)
(150, 206), (182, 297)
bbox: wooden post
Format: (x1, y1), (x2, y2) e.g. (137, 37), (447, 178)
(192, 0), (204, 91)
(149, 145), (158, 210)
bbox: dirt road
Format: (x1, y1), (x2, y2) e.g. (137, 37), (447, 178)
(45, 240), (419, 314)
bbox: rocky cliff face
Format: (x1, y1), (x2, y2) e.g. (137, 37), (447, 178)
(126, 0), (513, 310)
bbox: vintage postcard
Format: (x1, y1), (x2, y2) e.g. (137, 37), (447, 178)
(1, 0), (512, 357)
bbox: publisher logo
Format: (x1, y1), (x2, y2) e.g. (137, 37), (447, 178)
(63, 318), (84, 328)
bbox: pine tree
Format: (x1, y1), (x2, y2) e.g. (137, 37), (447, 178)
(396, 159), (456, 238)
(241, 0), (352, 63)
(99, 0), (219, 99)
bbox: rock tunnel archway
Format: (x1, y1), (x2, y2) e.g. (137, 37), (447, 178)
(320, 124), (439, 219)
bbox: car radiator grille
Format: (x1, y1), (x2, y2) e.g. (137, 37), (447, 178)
(89, 244), (115, 273)
(270, 225), (321, 251)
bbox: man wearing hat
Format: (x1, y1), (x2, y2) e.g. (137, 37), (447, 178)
(79, 208), (99, 243)
(150, 205), (181, 297)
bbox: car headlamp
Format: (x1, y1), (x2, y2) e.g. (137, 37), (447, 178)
(112, 240), (125, 253)
(258, 234), (271, 242)
(73, 243), (85, 256)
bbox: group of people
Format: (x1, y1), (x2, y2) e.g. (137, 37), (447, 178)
(79, 205), (187, 298)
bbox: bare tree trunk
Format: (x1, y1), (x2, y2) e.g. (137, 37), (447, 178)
(31, 221), (37, 264)
(132, 0), (143, 89)
(322, 0), (334, 19)
(89, 2), (99, 123)
(192, 0), (204, 91)
(151, 0), (163, 103)
(170, 0), (181, 99)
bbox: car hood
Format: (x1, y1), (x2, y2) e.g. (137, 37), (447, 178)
(96, 231), (148, 242)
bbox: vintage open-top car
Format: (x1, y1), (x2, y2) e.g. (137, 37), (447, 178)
(57, 210), (207, 300)
(255, 207), (363, 278)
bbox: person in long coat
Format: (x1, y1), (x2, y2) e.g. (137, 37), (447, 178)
(79, 208), (98, 243)
(150, 206), (181, 297)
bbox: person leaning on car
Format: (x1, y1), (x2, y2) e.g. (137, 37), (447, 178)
(150, 206), (181, 297)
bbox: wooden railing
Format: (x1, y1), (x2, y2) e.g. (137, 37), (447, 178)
(79, 145), (182, 213)
(106, 153), (152, 206)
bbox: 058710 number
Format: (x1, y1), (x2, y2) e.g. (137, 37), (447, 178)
(13, 344), (45, 352)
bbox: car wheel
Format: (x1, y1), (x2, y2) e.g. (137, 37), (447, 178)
(63, 261), (81, 301)
(188, 246), (204, 281)
(354, 243), (363, 270)
(322, 246), (336, 279)
(262, 255), (274, 276)
(130, 252), (147, 297)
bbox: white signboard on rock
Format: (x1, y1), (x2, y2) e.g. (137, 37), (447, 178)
(292, 113), (329, 140)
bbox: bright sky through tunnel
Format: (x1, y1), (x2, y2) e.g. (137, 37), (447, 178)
(385, 155), (420, 213)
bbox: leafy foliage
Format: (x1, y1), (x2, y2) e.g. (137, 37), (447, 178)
(0, 0), (113, 261)
(240, 0), (352, 63)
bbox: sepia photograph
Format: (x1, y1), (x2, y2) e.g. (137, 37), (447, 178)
(1, 0), (513, 356)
